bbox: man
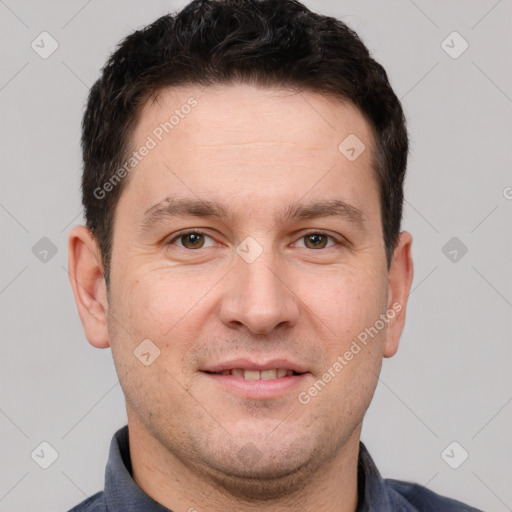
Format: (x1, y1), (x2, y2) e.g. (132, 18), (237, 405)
(66, 0), (481, 510)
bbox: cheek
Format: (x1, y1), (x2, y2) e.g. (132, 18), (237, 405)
(119, 270), (197, 334)
(318, 268), (388, 409)
(107, 273), (197, 410)
(298, 263), (388, 345)
(114, 269), (221, 370)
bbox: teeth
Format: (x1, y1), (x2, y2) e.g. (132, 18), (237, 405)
(260, 369), (277, 380)
(244, 369), (260, 380)
(218, 368), (295, 380)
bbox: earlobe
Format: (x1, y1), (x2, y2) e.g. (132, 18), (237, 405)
(383, 231), (414, 358)
(67, 225), (110, 349)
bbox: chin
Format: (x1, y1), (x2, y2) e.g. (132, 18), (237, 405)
(202, 451), (317, 501)
(187, 433), (327, 501)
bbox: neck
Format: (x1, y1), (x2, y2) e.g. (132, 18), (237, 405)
(127, 408), (361, 512)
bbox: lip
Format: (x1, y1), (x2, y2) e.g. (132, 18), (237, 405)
(201, 371), (310, 399)
(201, 358), (308, 374)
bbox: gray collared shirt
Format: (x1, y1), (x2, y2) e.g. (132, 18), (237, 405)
(67, 425), (482, 512)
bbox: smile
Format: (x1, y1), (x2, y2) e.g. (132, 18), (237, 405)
(206, 368), (298, 380)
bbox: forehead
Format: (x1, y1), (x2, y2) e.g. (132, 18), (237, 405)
(119, 83), (380, 225)
(135, 83), (374, 152)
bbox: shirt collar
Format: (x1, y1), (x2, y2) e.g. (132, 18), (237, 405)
(104, 425), (392, 511)
(357, 442), (393, 512)
(104, 425), (171, 511)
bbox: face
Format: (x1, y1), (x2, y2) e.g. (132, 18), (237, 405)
(71, 83), (412, 498)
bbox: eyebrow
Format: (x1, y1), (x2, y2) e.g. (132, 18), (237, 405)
(140, 195), (367, 232)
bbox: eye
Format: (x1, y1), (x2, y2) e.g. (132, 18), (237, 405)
(168, 230), (216, 250)
(294, 231), (339, 250)
(167, 230), (342, 251)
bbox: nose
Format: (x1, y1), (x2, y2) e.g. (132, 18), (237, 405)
(219, 248), (300, 336)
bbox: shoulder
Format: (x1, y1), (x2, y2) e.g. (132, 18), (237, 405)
(385, 479), (484, 512)
(66, 491), (105, 512)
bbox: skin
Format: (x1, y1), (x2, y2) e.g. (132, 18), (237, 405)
(68, 83), (413, 512)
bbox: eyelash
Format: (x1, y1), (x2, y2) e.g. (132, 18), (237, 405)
(167, 229), (343, 250)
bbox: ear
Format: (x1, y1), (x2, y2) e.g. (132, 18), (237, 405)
(383, 231), (414, 358)
(67, 225), (110, 348)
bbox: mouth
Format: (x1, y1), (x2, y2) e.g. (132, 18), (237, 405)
(200, 360), (310, 398)
(203, 368), (300, 380)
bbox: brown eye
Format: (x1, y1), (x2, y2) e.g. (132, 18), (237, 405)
(302, 233), (331, 249)
(170, 231), (215, 250)
(181, 233), (204, 249)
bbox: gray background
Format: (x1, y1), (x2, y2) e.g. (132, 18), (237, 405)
(0, 1), (510, 511)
